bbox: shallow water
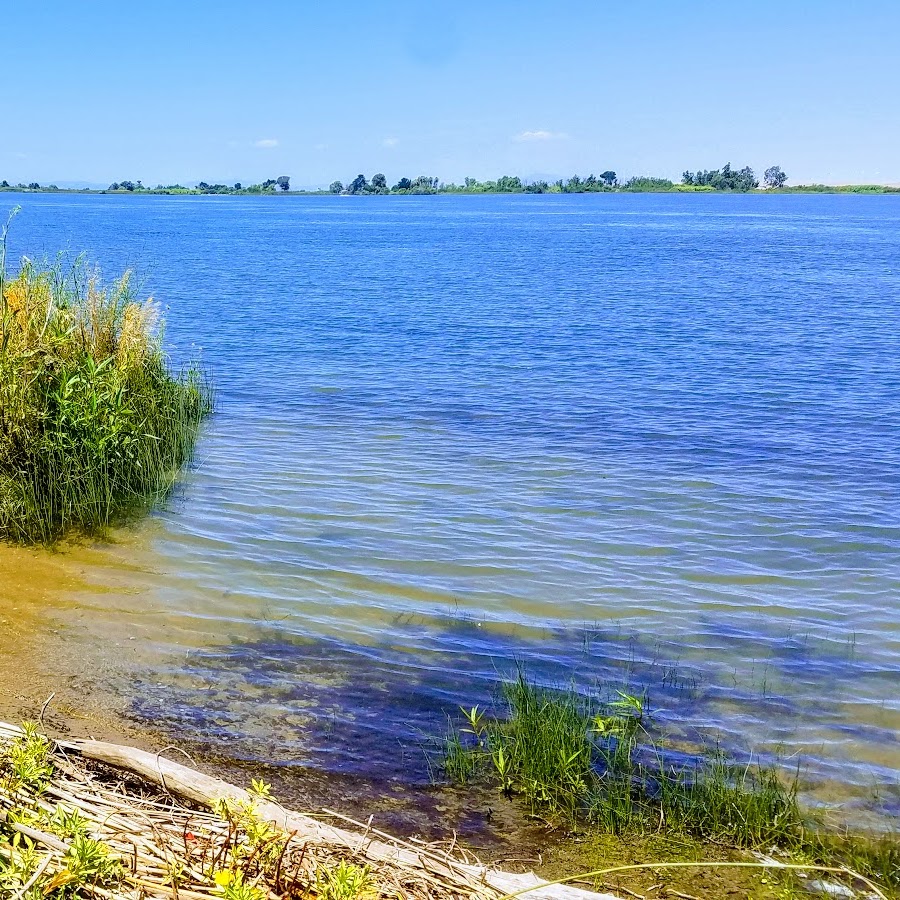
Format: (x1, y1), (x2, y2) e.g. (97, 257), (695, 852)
(2, 192), (898, 823)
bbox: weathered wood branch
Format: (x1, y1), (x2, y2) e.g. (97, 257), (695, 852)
(57, 735), (619, 900)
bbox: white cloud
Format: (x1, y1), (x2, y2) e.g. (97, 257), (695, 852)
(382, 137), (399, 148)
(253, 138), (279, 148)
(514, 130), (568, 142)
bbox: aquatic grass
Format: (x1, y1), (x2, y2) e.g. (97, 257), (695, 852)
(443, 673), (899, 894)
(493, 676), (598, 818)
(0, 210), (211, 543)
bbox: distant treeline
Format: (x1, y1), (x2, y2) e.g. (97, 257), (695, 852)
(2, 166), (899, 195)
(324, 165), (899, 194)
(0, 177), (292, 195)
(107, 176), (291, 194)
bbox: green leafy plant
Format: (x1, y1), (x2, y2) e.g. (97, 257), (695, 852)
(460, 705), (487, 742)
(0, 721), (54, 791)
(491, 744), (514, 797)
(213, 789), (286, 876)
(47, 804), (90, 840)
(213, 868), (268, 900)
(315, 860), (373, 900)
(64, 833), (123, 885)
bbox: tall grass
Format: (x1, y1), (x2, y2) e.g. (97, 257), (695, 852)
(0, 210), (211, 543)
(444, 673), (899, 892)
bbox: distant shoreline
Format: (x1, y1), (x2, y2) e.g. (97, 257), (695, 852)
(2, 184), (899, 196)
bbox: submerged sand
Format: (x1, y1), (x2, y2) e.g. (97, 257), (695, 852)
(0, 540), (154, 747)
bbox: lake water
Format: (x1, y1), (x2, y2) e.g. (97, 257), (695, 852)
(2, 192), (899, 823)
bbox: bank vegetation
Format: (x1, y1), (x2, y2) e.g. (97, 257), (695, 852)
(0, 209), (211, 543)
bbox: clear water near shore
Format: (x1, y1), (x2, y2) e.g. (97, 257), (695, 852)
(2, 192), (898, 824)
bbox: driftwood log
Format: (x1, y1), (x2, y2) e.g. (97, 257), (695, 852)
(43, 732), (619, 900)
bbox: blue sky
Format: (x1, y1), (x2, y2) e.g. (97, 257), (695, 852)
(5, 0), (899, 187)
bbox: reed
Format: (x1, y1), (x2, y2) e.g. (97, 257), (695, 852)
(0, 209), (211, 543)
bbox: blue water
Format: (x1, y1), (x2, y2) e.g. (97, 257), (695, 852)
(5, 192), (900, 819)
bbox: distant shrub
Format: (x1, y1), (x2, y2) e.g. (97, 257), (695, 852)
(622, 176), (675, 192)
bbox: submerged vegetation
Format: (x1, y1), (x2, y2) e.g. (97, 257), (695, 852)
(444, 674), (900, 895)
(0, 209), (211, 543)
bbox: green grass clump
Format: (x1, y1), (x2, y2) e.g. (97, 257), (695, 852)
(0, 210), (211, 543)
(444, 673), (899, 894)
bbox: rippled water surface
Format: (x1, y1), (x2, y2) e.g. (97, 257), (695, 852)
(4, 193), (899, 819)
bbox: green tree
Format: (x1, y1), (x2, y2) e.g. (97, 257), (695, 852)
(764, 165), (787, 189)
(393, 177), (412, 191)
(276, 175), (290, 191)
(348, 174), (368, 194)
(234, 183), (242, 190)
(410, 175), (438, 193)
(682, 163), (758, 191)
(600, 170), (617, 186)
(329, 180), (344, 193)
(495, 175), (523, 192)
(371, 173), (388, 193)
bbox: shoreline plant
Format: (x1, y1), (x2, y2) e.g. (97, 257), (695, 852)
(444, 673), (899, 894)
(0, 208), (211, 543)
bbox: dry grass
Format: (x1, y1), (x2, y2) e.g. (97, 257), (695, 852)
(0, 722), (518, 900)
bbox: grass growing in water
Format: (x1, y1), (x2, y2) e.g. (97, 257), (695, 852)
(0, 209), (211, 543)
(444, 673), (899, 894)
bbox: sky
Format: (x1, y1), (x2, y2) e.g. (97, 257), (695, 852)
(4, 0), (900, 188)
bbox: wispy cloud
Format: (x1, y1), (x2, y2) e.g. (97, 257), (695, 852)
(253, 138), (279, 148)
(382, 137), (399, 148)
(514, 130), (568, 142)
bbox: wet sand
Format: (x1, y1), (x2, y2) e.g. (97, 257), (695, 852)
(0, 540), (151, 746)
